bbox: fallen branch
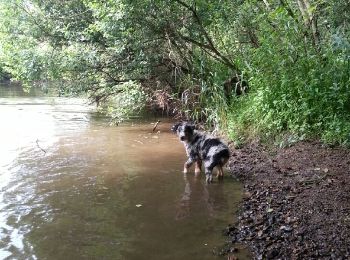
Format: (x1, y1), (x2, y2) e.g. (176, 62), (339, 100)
(152, 120), (161, 132)
(36, 139), (47, 154)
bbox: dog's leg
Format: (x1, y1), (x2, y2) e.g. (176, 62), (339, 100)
(204, 160), (214, 183)
(218, 157), (228, 179)
(205, 169), (213, 183)
(194, 160), (202, 175)
(184, 159), (193, 174)
(220, 166), (224, 177)
(217, 165), (224, 180)
(204, 164), (213, 184)
(216, 167), (221, 178)
(183, 163), (190, 173)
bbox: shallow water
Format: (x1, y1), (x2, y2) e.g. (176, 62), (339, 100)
(0, 83), (248, 259)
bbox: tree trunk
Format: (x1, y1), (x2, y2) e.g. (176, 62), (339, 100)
(297, 0), (319, 47)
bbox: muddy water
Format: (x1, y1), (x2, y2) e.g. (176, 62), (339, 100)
(0, 83), (248, 259)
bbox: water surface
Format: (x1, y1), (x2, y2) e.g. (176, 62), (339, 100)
(0, 83), (248, 259)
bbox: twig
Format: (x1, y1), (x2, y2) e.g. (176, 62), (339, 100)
(152, 120), (161, 132)
(134, 140), (144, 145)
(36, 139), (47, 154)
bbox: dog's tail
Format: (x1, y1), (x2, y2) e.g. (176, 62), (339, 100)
(218, 148), (230, 166)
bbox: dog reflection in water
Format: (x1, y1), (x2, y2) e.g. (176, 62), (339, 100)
(175, 173), (227, 221)
(171, 122), (230, 183)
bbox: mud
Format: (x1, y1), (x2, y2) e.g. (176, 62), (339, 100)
(226, 141), (350, 259)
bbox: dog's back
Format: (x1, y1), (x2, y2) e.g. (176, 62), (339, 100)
(172, 122), (230, 183)
(187, 130), (230, 167)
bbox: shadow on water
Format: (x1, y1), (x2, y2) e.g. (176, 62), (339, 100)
(0, 83), (250, 259)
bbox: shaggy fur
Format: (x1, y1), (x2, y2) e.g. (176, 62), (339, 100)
(171, 122), (230, 183)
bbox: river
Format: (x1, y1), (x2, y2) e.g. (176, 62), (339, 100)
(0, 83), (248, 259)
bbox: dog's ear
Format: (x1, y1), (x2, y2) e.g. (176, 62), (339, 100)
(171, 122), (182, 132)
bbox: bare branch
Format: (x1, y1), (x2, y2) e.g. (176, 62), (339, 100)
(36, 139), (47, 154)
(173, 0), (239, 71)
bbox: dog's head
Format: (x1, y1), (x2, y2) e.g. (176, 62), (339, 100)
(171, 122), (195, 142)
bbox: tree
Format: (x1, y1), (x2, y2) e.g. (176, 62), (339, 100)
(0, 0), (349, 143)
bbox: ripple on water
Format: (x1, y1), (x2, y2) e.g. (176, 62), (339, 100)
(0, 90), (249, 259)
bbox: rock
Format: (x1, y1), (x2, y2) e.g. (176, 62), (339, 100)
(266, 248), (279, 259)
(280, 225), (293, 232)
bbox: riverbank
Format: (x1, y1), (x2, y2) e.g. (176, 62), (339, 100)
(226, 140), (350, 259)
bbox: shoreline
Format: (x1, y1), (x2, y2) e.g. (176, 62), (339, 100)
(225, 141), (350, 259)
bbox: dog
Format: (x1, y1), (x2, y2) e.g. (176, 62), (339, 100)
(171, 122), (230, 183)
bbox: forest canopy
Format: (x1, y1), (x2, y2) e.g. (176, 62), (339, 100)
(0, 0), (349, 145)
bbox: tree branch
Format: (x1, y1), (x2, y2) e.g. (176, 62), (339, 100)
(173, 0), (239, 71)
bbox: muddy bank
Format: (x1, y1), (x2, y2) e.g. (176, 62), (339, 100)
(225, 141), (350, 259)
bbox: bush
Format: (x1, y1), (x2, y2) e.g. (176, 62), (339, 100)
(227, 6), (350, 146)
(98, 81), (148, 125)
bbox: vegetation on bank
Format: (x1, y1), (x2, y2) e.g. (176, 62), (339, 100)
(0, 0), (349, 144)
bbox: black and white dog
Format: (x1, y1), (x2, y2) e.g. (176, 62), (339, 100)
(171, 122), (230, 183)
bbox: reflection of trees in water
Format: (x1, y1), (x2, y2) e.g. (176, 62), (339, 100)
(0, 133), (136, 260)
(0, 82), (41, 97)
(175, 173), (227, 220)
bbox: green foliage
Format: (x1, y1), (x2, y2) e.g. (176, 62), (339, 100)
(0, 0), (349, 145)
(227, 1), (350, 146)
(98, 81), (149, 125)
(0, 63), (9, 80)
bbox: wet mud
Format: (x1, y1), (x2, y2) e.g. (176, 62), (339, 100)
(226, 141), (350, 259)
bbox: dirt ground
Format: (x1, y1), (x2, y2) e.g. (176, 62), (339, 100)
(224, 140), (350, 259)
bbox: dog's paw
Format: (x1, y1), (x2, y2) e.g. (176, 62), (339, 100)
(206, 174), (213, 184)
